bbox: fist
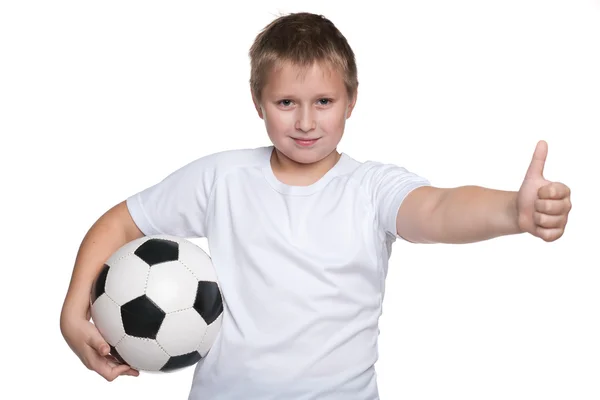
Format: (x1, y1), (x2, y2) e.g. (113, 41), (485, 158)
(517, 140), (572, 242)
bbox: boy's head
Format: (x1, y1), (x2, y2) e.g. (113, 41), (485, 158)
(249, 12), (358, 166)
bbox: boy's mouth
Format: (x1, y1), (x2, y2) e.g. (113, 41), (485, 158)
(292, 137), (320, 147)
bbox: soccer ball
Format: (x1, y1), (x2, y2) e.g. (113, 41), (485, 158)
(90, 234), (223, 373)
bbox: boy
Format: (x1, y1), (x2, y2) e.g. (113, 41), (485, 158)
(60, 12), (572, 399)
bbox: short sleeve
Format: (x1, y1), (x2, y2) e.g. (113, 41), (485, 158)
(126, 155), (218, 238)
(362, 162), (431, 237)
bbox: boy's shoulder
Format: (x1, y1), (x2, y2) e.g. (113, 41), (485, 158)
(342, 153), (414, 179)
(180, 146), (271, 175)
(197, 146), (271, 166)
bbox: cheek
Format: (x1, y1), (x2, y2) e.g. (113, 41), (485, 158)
(265, 109), (292, 133)
(319, 111), (346, 134)
(265, 107), (286, 126)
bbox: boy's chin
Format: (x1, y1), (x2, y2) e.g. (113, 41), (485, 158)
(277, 146), (337, 165)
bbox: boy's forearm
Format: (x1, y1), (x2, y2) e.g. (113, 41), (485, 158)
(430, 186), (523, 244)
(60, 203), (140, 322)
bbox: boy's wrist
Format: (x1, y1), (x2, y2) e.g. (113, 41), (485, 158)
(508, 191), (524, 235)
(491, 190), (524, 237)
(61, 292), (91, 322)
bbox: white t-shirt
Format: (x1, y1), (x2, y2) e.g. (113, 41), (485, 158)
(126, 146), (430, 400)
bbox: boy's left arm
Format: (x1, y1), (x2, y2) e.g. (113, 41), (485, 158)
(396, 140), (572, 244)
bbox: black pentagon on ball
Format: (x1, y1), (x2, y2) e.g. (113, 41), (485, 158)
(134, 238), (179, 266)
(193, 281), (223, 325)
(121, 295), (166, 339)
(160, 351), (202, 372)
(91, 264), (110, 304)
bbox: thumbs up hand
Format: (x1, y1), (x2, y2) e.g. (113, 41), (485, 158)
(516, 140), (571, 241)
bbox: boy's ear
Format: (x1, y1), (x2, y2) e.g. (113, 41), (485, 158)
(251, 89), (264, 119)
(346, 88), (358, 119)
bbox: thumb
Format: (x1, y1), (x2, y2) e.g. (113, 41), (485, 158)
(88, 333), (110, 356)
(525, 140), (548, 179)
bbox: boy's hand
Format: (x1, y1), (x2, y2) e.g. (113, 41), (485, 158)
(516, 140), (571, 241)
(61, 314), (139, 380)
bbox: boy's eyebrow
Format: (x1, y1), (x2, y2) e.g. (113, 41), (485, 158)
(314, 93), (337, 98)
(271, 93), (338, 99)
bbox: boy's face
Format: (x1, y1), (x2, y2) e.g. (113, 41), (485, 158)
(253, 61), (357, 165)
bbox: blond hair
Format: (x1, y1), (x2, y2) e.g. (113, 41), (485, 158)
(249, 12), (358, 103)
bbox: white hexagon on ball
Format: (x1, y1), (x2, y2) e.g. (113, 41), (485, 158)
(106, 236), (151, 264)
(104, 254), (150, 306)
(157, 308), (208, 356)
(177, 239), (218, 282)
(197, 313), (223, 357)
(90, 294), (125, 346)
(145, 260), (198, 313)
(116, 335), (170, 372)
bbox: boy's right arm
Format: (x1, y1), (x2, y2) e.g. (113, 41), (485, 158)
(60, 200), (144, 381)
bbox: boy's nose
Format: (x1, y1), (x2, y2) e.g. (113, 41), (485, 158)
(295, 108), (316, 132)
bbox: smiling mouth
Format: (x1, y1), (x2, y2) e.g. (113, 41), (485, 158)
(292, 138), (320, 146)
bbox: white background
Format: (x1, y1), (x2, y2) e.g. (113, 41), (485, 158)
(1, 0), (598, 399)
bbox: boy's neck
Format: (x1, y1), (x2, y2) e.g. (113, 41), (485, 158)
(270, 148), (341, 187)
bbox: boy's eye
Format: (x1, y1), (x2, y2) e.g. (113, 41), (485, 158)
(277, 99), (332, 107)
